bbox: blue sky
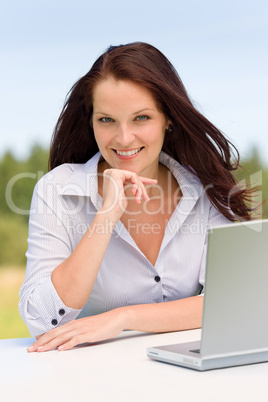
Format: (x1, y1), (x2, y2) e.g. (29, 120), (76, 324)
(1, 0), (268, 164)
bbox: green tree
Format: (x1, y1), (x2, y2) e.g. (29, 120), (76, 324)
(233, 147), (268, 218)
(0, 216), (28, 265)
(0, 145), (49, 267)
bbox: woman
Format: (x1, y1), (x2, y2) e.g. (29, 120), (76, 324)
(20, 42), (252, 352)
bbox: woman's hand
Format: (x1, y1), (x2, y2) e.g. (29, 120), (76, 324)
(27, 308), (127, 352)
(101, 169), (157, 221)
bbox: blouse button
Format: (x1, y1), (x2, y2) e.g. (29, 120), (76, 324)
(59, 309), (65, 316)
(51, 319), (58, 326)
(154, 275), (161, 282)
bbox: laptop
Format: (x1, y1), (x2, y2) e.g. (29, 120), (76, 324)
(147, 219), (268, 371)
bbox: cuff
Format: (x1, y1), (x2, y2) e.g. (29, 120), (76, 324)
(25, 276), (82, 337)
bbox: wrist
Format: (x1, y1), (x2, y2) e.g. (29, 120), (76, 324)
(115, 306), (136, 331)
(97, 207), (122, 225)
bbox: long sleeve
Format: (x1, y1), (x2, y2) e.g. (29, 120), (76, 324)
(19, 174), (82, 337)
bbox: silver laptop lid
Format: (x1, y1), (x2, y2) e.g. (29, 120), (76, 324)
(201, 219), (268, 356)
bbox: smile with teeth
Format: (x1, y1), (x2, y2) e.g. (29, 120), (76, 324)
(114, 147), (143, 156)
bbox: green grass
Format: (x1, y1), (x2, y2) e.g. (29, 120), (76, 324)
(0, 266), (31, 339)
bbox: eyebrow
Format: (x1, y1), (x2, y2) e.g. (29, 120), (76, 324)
(93, 112), (111, 115)
(132, 108), (155, 114)
(93, 108), (156, 116)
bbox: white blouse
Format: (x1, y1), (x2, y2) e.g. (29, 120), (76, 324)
(19, 151), (230, 336)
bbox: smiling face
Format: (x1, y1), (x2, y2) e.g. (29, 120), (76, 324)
(92, 76), (170, 179)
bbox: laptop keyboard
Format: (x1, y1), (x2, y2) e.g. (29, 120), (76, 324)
(190, 349), (200, 354)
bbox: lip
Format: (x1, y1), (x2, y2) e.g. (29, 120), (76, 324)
(112, 147), (144, 159)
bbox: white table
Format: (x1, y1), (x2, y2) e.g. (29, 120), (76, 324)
(0, 329), (267, 402)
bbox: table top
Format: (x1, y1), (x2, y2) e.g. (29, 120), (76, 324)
(0, 329), (267, 402)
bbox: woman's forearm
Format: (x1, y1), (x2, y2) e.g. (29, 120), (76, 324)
(120, 296), (203, 333)
(51, 210), (118, 309)
(28, 296), (203, 352)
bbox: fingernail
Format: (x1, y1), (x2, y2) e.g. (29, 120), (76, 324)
(27, 346), (34, 351)
(58, 345), (64, 351)
(37, 346), (44, 351)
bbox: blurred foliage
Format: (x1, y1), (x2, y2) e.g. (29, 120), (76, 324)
(0, 268), (30, 339)
(0, 144), (267, 268)
(0, 216), (29, 265)
(0, 144), (49, 267)
(0, 144), (48, 221)
(233, 147), (268, 218)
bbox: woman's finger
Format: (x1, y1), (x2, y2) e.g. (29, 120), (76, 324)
(121, 172), (157, 202)
(135, 185), (142, 203)
(58, 334), (87, 351)
(28, 322), (75, 352)
(36, 334), (72, 352)
(33, 328), (82, 352)
(138, 176), (158, 185)
(126, 180), (146, 203)
(130, 183), (138, 196)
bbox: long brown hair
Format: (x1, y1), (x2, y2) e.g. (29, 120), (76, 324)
(49, 42), (254, 221)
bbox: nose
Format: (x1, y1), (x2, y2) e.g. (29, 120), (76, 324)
(115, 124), (135, 146)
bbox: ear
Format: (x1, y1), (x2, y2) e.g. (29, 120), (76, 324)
(165, 118), (172, 128)
(165, 120), (173, 133)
